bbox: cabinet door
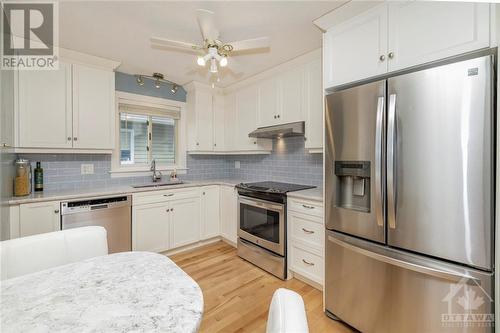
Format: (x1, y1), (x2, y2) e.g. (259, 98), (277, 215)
(72, 64), (115, 149)
(200, 186), (220, 239)
(304, 59), (323, 151)
(257, 78), (280, 127)
(1, 69), (15, 147)
(387, 2), (489, 72)
(170, 197), (200, 248)
(280, 67), (305, 123)
(213, 93), (225, 151)
(324, 3), (388, 88)
(19, 201), (60, 237)
(18, 62), (72, 148)
(220, 185), (238, 244)
(236, 85), (261, 149)
(132, 202), (169, 252)
(195, 90), (214, 151)
(223, 92), (237, 151)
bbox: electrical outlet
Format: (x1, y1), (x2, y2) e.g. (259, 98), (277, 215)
(235, 161), (240, 169)
(81, 164), (94, 175)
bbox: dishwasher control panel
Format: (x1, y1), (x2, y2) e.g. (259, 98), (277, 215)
(61, 195), (131, 215)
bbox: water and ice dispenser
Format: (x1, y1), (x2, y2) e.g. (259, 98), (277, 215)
(334, 161), (371, 213)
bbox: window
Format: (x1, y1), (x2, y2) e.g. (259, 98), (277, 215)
(117, 101), (180, 168)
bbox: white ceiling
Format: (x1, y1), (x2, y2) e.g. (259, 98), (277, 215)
(59, 1), (346, 87)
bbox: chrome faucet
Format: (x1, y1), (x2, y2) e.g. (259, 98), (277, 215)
(150, 159), (162, 182)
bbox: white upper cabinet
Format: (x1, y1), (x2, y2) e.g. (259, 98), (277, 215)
(387, 2), (490, 72)
(258, 77), (280, 127)
(213, 93), (225, 151)
(17, 62), (73, 148)
(324, 3), (388, 88)
(280, 67), (305, 124)
(324, 2), (491, 88)
(304, 59), (323, 151)
(186, 84), (214, 152)
(72, 64), (115, 149)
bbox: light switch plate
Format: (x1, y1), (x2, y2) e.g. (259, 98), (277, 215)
(235, 161), (240, 169)
(81, 164), (94, 175)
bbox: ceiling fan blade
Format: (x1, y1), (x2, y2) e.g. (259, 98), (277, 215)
(150, 37), (201, 51)
(228, 37), (270, 52)
(196, 9), (219, 41)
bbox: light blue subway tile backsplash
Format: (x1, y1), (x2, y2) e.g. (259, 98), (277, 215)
(17, 136), (323, 192)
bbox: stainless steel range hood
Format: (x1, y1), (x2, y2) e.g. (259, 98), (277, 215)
(248, 121), (305, 139)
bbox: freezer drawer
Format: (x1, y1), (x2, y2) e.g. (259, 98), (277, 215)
(325, 231), (494, 333)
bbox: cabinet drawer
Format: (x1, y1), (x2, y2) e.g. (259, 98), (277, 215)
(290, 244), (323, 284)
(133, 188), (199, 205)
(289, 212), (324, 249)
(288, 198), (323, 217)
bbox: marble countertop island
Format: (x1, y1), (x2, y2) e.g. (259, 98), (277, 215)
(1, 252), (204, 333)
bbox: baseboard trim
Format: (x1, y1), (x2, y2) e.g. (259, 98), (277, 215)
(290, 271), (323, 291)
(161, 237), (222, 256)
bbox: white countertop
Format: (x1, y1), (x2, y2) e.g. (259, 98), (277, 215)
(6, 178), (243, 205)
(286, 187), (323, 201)
(1, 251), (203, 333)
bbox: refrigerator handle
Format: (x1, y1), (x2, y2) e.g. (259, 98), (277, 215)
(387, 94), (397, 229)
(375, 96), (385, 227)
(327, 234), (481, 285)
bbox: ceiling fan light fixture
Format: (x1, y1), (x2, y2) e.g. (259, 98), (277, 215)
(154, 79), (161, 89)
(171, 83), (178, 94)
(219, 56), (228, 67)
(209, 58), (218, 73)
(197, 56), (206, 66)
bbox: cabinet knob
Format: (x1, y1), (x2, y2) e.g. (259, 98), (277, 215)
(203, 192), (205, 195)
(214, 144), (216, 147)
(388, 52), (394, 59)
(274, 115), (277, 119)
(54, 209), (60, 214)
(277, 115), (280, 119)
(73, 137), (78, 141)
(196, 142), (199, 146)
(379, 54), (386, 61)
(166, 209), (170, 212)
(171, 208), (174, 212)
(67, 137), (71, 141)
(253, 141), (257, 144)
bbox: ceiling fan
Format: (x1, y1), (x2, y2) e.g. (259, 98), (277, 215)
(150, 9), (270, 74)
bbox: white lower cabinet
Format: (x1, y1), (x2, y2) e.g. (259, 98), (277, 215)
(169, 197), (200, 248)
(200, 186), (220, 239)
(220, 185), (238, 244)
(19, 201), (61, 237)
(132, 202), (169, 252)
(287, 197), (324, 287)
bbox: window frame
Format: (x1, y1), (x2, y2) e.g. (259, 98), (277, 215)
(111, 92), (187, 177)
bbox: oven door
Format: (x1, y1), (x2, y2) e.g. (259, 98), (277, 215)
(238, 195), (285, 256)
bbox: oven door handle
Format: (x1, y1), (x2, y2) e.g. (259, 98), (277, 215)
(238, 196), (284, 212)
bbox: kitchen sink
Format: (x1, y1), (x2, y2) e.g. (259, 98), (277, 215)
(132, 181), (184, 189)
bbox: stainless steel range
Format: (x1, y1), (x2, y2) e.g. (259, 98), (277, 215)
(236, 181), (315, 280)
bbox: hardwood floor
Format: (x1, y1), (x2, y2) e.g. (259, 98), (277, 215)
(170, 241), (353, 333)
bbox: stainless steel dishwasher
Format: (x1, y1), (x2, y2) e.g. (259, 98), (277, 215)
(61, 195), (132, 253)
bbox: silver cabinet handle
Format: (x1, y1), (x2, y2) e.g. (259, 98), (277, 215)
(328, 234), (480, 284)
(379, 54), (386, 61)
(163, 194), (174, 197)
(388, 52), (395, 59)
(302, 204), (315, 209)
(302, 259), (315, 266)
(54, 209), (60, 214)
(375, 96), (385, 227)
(302, 228), (314, 234)
(387, 94), (397, 229)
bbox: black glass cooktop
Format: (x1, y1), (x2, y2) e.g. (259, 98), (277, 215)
(236, 181), (315, 194)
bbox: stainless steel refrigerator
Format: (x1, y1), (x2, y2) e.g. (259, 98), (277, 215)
(325, 51), (495, 333)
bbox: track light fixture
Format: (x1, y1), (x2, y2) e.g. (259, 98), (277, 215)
(134, 72), (180, 95)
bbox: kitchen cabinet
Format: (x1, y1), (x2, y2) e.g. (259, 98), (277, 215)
(387, 2), (490, 72)
(72, 64), (115, 149)
(213, 93), (225, 151)
(19, 201), (61, 237)
(200, 186), (220, 239)
(304, 59), (323, 152)
(132, 202), (169, 252)
(17, 62), (73, 148)
(324, 2), (491, 88)
(220, 185), (238, 244)
(257, 77), (280, 127)
(169, 197), (200, 248)
(280, 67), (304, 124)
(324, 3), (388, 88)
(1, 69), (15, 148)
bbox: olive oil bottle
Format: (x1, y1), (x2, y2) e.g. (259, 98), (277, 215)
(34, 161), (43, 192)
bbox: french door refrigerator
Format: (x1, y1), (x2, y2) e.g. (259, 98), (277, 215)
(325, 52), (495, 333)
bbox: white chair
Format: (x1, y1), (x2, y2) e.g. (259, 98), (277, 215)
(266, 288), (309, 333)
(0, 226), (108, 280)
